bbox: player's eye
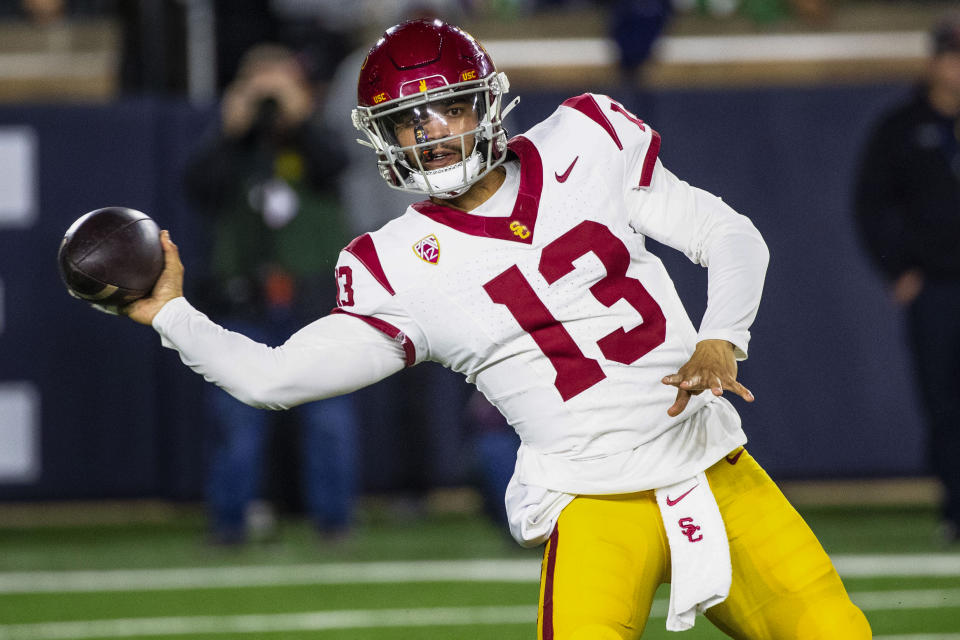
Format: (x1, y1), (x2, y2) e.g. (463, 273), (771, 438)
(390, 109), (421, 129)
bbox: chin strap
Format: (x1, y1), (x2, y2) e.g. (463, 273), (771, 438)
(501, 96), (520, 120)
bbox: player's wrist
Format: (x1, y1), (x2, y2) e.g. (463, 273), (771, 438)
(695, 338), (735, 352)
(147, 296), (188, 330)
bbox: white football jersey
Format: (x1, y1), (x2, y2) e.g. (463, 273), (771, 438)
(333, 94), (763, 522)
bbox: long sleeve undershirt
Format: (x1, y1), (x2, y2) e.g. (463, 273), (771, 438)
(153, 298), (406, 410)
(627, 164), (769, 359)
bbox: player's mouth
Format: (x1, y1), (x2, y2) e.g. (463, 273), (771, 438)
(420, 147), (461, 170)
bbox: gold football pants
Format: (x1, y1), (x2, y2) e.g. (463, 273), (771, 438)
(536, 448), (871, 639)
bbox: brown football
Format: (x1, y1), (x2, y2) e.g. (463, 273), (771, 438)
(58, 207), (164, 308)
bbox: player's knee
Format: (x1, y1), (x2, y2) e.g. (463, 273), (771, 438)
(799, 599), (871, 639)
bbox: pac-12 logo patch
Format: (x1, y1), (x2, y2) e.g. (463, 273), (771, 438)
(413, 234), (440, 264)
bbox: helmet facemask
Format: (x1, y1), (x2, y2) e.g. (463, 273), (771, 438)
(353, 72), (516, 199)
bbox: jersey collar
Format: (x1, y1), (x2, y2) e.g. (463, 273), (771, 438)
(410, 136), (543, 244)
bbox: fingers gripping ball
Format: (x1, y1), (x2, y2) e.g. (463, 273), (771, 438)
(57, 207), (164, 314)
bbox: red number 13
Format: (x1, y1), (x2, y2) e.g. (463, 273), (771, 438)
(483, 221), (666, 401)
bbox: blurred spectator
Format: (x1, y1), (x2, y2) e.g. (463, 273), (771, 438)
(785, 0), (829, 25)
(323, 29), (435, 512)
(740, 0), (829, 25)
(609, 0), (672, 86)
(464, 391), (521, 527)
(672, 0), (828, 25)
(184, 43), (360, 545)
(214, 0), (355, 95)
(21, 0), (64, 24)
(322, 3), (511, 518)
(115, 0), (353, 97)
(115, 0), (189, 95)
(853, 13), (960, 546)
(8, 0), (110, 22)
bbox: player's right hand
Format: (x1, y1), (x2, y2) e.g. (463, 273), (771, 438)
(123, 230), (185, 326)
(661, 339), (754, 417)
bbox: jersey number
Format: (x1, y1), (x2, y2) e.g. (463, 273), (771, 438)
(336, 266), (354, 306)
(483, 221), (666, 401)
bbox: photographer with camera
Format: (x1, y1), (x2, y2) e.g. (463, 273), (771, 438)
(184, 44), (359, 546)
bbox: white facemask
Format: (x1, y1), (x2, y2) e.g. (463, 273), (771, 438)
(406, 150), (484, 199)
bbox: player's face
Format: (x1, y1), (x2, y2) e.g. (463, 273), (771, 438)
(390, 97), (480, 170)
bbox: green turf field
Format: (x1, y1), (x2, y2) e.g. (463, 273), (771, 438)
(0, 503), (958, 639)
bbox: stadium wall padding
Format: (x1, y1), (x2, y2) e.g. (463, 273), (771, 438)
(0, 82), (926, 500)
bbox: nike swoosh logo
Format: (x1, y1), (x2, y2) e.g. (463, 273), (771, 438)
(665, 483), (699, 507)
(555, 156), (579, 183)
(725, 449), (744, 465)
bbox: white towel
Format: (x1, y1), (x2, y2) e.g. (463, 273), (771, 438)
(654, 472), (732, 631)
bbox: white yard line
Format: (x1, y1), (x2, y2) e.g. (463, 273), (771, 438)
(1, 553), (958, 594)
(851, 588), (960, 610)
(0, 607), (537, 640)
(0, 589), (956, 640)
(0, 559), (542, 593)
(834, 554), (960, 577)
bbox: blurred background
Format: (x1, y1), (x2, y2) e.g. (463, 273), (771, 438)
(0, 0), (959, 637)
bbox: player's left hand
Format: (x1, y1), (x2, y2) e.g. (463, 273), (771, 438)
(661, 339), (754, 417)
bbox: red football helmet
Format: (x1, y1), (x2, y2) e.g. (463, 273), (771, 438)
(352, 19), (518, 199)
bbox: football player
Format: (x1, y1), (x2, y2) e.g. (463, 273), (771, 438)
(127, 19), (870, 639)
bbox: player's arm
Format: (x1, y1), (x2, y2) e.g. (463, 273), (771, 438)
(154, 300), (406, 409)
(625, 160), (769, 415)
(124, 231), (407, 409)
